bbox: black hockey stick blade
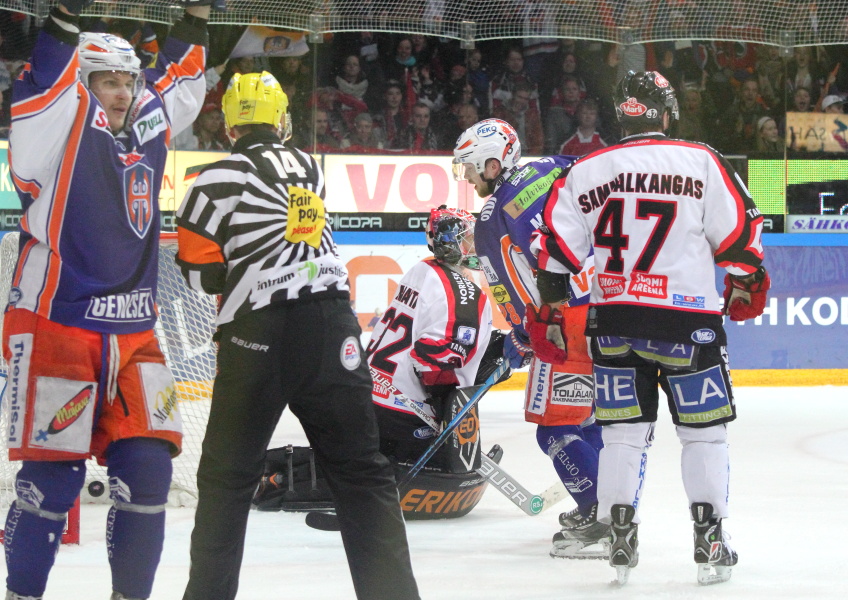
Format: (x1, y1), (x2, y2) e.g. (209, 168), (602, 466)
(304, 510), (340, 531)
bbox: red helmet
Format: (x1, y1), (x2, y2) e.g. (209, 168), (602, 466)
(425, 205), (480, 270)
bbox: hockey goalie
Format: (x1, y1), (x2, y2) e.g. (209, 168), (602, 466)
(254, 206), (509, 520)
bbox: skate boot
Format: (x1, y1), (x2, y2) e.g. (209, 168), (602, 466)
(110, 593), (146, 600)
(550, 503), (610, 559)
(692, 502), (738, 585)
(6, 592), (43, 600)
(609, 504), (638, 585)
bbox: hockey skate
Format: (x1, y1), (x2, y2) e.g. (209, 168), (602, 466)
(609, 504), (638, 585)
(6, 592), (43, 600)
(692, 502), (738, 585)
(550, 503), (610, 559)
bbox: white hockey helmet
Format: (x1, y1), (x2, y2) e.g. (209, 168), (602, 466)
(79, 32), (144, 96)
(452, 118), (521, 182)
(425, 205), (480, 270)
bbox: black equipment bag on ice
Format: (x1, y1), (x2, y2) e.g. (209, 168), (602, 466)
(252, 445), (334, 512)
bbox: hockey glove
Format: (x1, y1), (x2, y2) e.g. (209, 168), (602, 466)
(58, 0), (94, 14)
(524, 303), (568, 364)
(723, 266), (770, 321)
(503, 328), (533, 369)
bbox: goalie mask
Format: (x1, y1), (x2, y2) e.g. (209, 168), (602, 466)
(426, 205), (480, 270)
(614, 70), (679, 129)
(452, 118), (521, 182)
(79, 32), (144, 98)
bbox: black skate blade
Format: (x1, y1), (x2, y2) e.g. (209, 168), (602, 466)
(304, 510), (340, 531)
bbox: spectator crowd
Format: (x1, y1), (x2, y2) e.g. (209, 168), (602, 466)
(2, 1), (848, 157)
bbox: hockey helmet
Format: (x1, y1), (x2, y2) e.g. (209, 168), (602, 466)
(223, 71), (291, 141)
(425, 205), (480, 270)
(78, 32), (144, 97)
(614, 70), (679, 128)
(452, 119), (521, 182)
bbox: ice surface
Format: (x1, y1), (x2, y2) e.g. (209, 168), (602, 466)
(3, 385), (846, 599)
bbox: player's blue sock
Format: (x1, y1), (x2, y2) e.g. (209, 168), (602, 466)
(5, 460), (85, 597)
(581, 421), (604, 454)
(537, 425), (600, 514)
(105, 437), (172, 599)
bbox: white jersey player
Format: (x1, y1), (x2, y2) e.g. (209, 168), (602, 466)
(528, 71), (770, 585)
(368, 206), (493, 470)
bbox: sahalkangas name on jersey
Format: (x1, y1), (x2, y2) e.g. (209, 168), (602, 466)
(578, 172), (705, 214)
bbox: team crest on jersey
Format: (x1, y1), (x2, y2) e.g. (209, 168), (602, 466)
(124, 163), (154, 238)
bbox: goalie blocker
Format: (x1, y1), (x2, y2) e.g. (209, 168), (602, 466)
(254, 390), (495, 520)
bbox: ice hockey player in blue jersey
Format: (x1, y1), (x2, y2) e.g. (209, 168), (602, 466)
(452, 119), (608, 559)
(3, 1), (212, 599)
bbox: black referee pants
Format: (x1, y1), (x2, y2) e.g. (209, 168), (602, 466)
(183, 297), (419, 600)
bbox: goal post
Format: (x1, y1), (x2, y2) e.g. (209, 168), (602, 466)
(0, 231), (218, 544)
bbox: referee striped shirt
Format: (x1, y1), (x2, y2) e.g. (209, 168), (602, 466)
(175, 129), (349, 326)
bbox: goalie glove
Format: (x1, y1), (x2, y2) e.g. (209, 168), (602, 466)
(503, 328), (533, 369)
(524, 303), (568, 365)
(723, 266), (770, 321)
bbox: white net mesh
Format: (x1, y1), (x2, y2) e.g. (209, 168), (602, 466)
(0, 233), (217, 511)
(3, 1), (848, 46)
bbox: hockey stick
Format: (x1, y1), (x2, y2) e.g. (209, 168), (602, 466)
(370, 366), (566, 515)
(397, 361), (509, 487)
(304, 362), (562, 531)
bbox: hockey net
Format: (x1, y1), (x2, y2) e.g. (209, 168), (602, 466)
(0, 232), (218, 543)
(2, 1), (848, 47)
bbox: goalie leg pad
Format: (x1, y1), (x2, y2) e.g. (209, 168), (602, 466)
(537, 425), (599, 513)
(597, 422), (655, 524)
(5, 460), (86, 598)
(105, 438), (172, 600)
(678, 424), (730, 518)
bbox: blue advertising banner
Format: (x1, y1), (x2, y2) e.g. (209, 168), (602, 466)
(718, 238), (848, 369)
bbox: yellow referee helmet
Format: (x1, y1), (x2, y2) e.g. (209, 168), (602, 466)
(222, 71), (291, 140)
